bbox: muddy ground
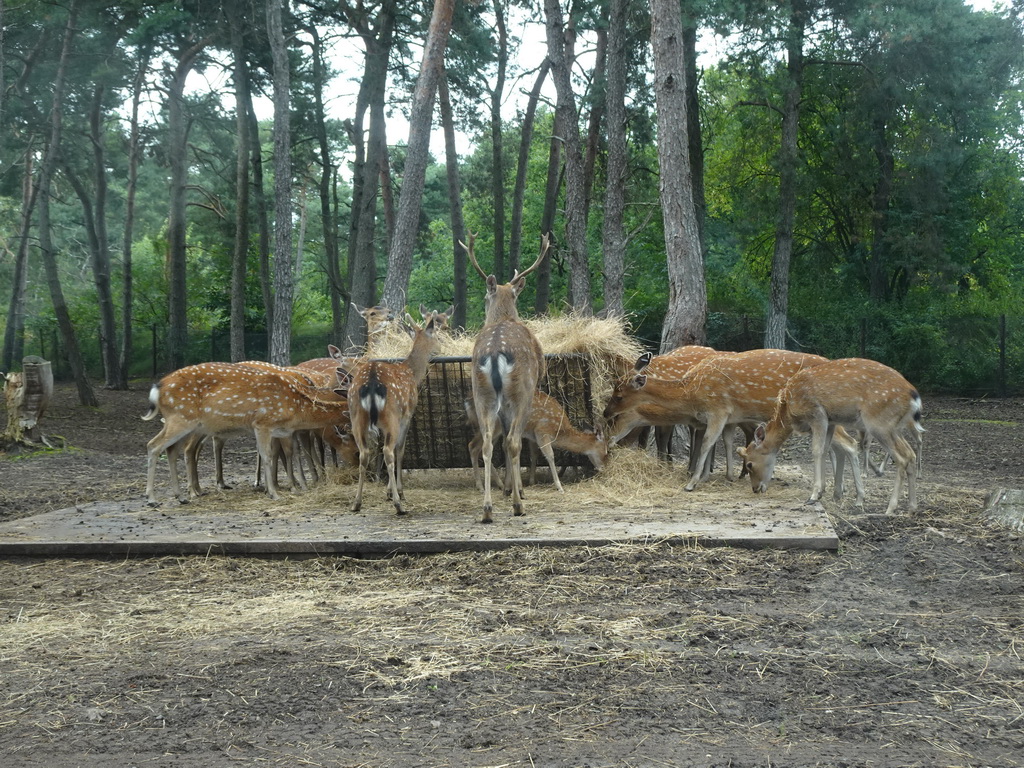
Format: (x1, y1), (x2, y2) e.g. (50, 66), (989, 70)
(0, 382), (1022, 768)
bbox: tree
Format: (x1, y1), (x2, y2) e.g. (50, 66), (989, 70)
(438, 72), (468, 329)
(379, 0), (455, 313)
(649, 0), (706, 349)
(229, 0), (251, 363)
(544, 0), (591, 313)
(601, 0), (628, 316)
(267, 0), (293, 366)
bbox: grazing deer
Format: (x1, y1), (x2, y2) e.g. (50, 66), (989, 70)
(467, 390), (609, 493)
(604, 348), (849, 491)
(348, 305), (453, 514)
(608, 345), (733, 473)
(737, 358), (924, 514)
(142, 362), (349, 503)
(463, 232), (550, 523)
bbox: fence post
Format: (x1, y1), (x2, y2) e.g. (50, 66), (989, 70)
(1000, 314), (1007, 398)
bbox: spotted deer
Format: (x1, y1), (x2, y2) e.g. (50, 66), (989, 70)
(603, 348), (860, 492)
(466, 390), (609, 493)
(607, 345), (735, 475)
(737, 357), (924, 514)
(142, 362), (349, 503)
(463, 232), (550, 523)
(348, 306), (453, 514)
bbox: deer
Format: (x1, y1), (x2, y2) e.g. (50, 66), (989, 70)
(607, 345), (736, 475)
(466, 390), (609, 493)
(603, 348), (862, 492)
(462, 232), (550, 523)
(347, 305), (453, 515)
(142, 361), (350, 504)
(737, 357), (924, 514)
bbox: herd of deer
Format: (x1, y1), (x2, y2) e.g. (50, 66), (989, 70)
(143, 235), (925, 523)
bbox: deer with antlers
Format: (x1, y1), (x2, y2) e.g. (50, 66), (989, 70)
(463, 232), (550, 523)
(604, 348), (864, 494)
(142, 362), (350, 503)
(738, 357), (924, 514)
(347, 305), (453, 515)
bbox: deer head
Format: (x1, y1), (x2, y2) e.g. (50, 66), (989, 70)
(461, 231), (550, 325)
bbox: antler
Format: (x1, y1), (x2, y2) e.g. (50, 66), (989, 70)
(513, 232), (551, 282)
(459, 231), (488, 281)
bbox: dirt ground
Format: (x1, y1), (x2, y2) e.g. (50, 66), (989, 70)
(0, 382), (1022, 768)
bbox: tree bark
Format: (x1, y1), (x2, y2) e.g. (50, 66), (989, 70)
(509, 60), (550, 279)
(601, 0), (628, 317)
(267, 0), (293, 366)
(544, 0), (591, 313)
(534, 109), (564, 316)
(230, 9), (250, 363)
(166, 34), (211, 370)
(3, 149), (37, 371)
(438, 73), (468, 329)
(650, 0), (707, 350)
(764, 0), (806, 350)
(379, 0), (455, 313)
(583, 17), (608, 225)
(88, 72), (123, 387)
(36, 1), (96, 406)
(120, 53), (147, 385)
(489, 0), (508, 282)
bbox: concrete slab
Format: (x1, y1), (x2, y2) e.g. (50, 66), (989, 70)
(0, 471), (839, 557)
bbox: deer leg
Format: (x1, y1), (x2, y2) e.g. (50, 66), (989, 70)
(479, 416), (498, 523)
(255, 429), (281, 500)
(685, 417), (727, 491)
(506, 431), (526, 516)
(807, 415), (831, 503)
(212, 435), (230, 489)
(526, 441), (539, 486)
(183, 434), (204, 498)
(146, 422), (191, 504)
(351, 431), (371, 512)
(382, 436), (403, 515)
(540, 440), (563, 492)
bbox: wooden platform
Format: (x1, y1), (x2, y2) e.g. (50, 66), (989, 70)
(0, 475), (839, 557)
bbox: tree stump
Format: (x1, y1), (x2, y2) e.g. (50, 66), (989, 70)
(2, 356), (57, 451)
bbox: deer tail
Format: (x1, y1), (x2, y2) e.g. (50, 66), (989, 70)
(359, 369), (387, 427)
(141, 383), (161, 421)
(910, 389), (925, 433)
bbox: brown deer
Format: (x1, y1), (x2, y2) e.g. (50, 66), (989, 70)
(737, 357), (924, 514)
(142, 362), (349, 503)
(463, 232), (550, 523)
(347, 305), (453, 515)
(607, 345), (734, 474)
(603, 348), (859, 492)
(466, 390), (609, 493)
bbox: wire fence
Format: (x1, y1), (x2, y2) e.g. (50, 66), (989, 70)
(25, 312), (1024, 397)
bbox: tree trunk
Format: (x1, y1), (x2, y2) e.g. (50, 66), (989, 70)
(120, 54), (146, 385)
(684, 21), (705, 254)
(764, 0), (805, 350)
(88, 76), (123, 387)
(534, 110), (564, 315)
(267, 0), (293, 366)
(379, 0), (455, 313)
(3, 149), (38, 371)
(583, 18), (608, 225)
(249, 101), (273, 336)
(650, 0), (707, 350)
(230, 10), (250, 363)
(343, 2), (396, 350)
(601, 0), (628, 317)
(509, 60), (550, 279)
(544, 0), (591, 313)
(438, 73), (468, 329)
(489, 0), (508, 281)
(37, 1), (96, 406)
(166, 36), (210, 371)
(379, 125), (395, 254)
(869, 115), (894, 301)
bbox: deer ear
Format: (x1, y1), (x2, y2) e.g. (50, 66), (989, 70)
(635, 351), (653, 372)
(486, 275), (498, 294)
(327, 344), (342, 359)
(335, 368), (352, 397)
(753, 424), (767, 446)
(632, 374), (647, 389)
(512, 277), (527, 295)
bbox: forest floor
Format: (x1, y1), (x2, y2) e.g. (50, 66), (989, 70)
(0, 382), (1022, 768)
